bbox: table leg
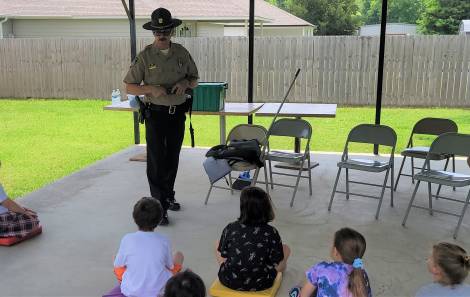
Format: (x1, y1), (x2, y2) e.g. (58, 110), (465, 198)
(220, 115), (226, 144)
(294, 116), (301, 153)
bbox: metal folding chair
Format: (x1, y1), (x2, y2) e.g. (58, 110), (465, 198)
(402, 132), (470, 239)
(204, 124), (269, 205)
(265, 118), (313, 207)
(394, 118), (457, 194)
(328, 124), (397, 219)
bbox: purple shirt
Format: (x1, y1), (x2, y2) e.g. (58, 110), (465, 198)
(306, 261), (372, 297)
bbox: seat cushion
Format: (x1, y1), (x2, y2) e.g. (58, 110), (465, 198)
(401, 146), (449, 160)
(0, 225), (42, 246)
(338, 158), (390, 172)
(209, 273), (282, 297)
(414, 170), (470, 187)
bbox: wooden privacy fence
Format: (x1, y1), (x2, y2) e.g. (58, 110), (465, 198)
(0, 36), (469, 106)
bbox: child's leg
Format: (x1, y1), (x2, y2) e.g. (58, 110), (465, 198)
(102, 285), (126, 297)
(215, 240), (226, 265)
(275, 244), (291, 272)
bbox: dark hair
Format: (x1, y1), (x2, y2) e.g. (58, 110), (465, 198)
(334, 228), (367, 297)
(164, 270), (206, 297)
(433, 242), (470, 286)
(132, 197), (162, 231)
(238, 187), (274, 225)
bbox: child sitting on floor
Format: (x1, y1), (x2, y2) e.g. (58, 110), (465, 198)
(0, 161), (40, 238)
(416, 242), (470, 297)
(289, 227), (371, 297)
(215, 186), (290, 291)
(164, 270), (206, 297)
(103, 197), (183, 297)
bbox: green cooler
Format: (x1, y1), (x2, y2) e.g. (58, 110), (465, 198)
(192, 82), (227, 111)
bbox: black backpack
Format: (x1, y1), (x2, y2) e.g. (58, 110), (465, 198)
(206, 139), (263, 168)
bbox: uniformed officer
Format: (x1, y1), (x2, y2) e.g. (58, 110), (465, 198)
(124, 7), (199, 225)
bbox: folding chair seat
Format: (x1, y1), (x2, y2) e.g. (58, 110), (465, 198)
(402, 132), (470, 239)
(328, 124), (397, 219)
(394, 118), (457, 193)
(265, 118), (313, 207)
(204, 124), (269, 205)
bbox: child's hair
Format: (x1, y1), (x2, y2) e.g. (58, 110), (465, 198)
(433, 242), (470, 286)
(164, 269), (206, 297)
(132, 197), (162, 231)
(238, 186), (274, 225)
(334, 227), (368, 297)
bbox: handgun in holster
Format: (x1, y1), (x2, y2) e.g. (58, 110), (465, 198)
(136, 97), (149, 124)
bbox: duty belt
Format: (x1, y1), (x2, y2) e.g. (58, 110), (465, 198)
(148, 104), (183, 114)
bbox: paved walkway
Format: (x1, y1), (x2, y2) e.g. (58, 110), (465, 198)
(1, 146), (470, 296)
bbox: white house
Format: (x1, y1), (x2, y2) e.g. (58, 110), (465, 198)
(460, 20), (470, 36)
(0, 0), (315, 38)
(358, 23), (417, 36)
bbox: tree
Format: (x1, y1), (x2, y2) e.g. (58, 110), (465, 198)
(418, 0), (470, 34)
(273, 0), (361, 35)
(360, 0), (425, 25)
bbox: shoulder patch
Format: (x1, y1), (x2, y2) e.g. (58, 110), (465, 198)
(131, 56), (139, 66)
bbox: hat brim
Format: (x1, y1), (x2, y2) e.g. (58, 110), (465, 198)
(143, 19), (182, 31)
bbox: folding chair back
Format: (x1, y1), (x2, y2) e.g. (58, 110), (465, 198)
(347, 124), (397, 147)
(412, 118), (457, 136)
(228, 124), (268, 146)
(269, 118), (312, 139)
(428, 133), (470, 158)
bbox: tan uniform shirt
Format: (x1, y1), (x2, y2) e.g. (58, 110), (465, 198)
(124, 42), (199, 106)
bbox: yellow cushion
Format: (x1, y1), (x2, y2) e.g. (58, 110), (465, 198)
(209, 273), (282, 297)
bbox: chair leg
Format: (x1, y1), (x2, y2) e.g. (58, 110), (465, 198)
(394, 156), (406, 191)
(328, 167), (342, 211)
(428, 182), (433, 216)
(402, 180), (421, 226)
(375, 169), (390, 220)
(390, 163), (395, 207)
(290, 159), (305, 207)
(453, 189), (470, 239)
(307, 154), (312, 196)
(268, 159), (274, 190)
(345, 168), (350, 200)
(263, 162), (269, 194)
(204, 184), (214, 205)
(436, 158), (450, 199)
(452, 155), (456, 191)
(228, 172), (234, 195)
(411, 157), (415, 184)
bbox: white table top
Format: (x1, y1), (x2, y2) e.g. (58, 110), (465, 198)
(255, 103), (337, 118)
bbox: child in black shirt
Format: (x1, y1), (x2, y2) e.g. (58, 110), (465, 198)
(215, 187), (290, 291)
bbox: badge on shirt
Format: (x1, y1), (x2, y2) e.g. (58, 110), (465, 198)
(178, 58), (183, 68)
(149, 64), (157, 70)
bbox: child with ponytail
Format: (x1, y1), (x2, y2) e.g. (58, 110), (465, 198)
(416, 242), (470, 297)
(289, 227), (371, 297)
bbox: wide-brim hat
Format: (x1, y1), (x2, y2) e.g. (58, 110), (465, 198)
(143, 7), (182, 31)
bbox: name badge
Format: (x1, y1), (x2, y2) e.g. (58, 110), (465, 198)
(149, 64), (157, 70)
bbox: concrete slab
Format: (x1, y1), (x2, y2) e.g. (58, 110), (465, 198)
(1, 146), (470, 296)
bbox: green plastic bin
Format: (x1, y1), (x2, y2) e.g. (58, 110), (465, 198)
(192, 82), (228, 111)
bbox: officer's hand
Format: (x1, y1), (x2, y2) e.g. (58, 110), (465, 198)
(148, 86), (167, 98)
(171, 79), (190, 96)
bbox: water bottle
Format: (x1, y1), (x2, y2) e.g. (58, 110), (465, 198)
(111, 89), (121, 105)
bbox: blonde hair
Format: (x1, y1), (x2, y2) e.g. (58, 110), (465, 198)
(433, 242), (470, 286)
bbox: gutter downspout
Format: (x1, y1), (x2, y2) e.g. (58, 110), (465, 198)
(0, 17), (8, 39)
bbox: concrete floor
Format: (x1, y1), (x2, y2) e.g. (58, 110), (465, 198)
(1, 146), (470, 297)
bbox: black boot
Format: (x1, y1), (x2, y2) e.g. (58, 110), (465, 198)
(160, 212), (169, 226)
(167, 192), (181, 211)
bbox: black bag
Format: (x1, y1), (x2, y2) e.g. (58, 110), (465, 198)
(206, 139), (263, 167)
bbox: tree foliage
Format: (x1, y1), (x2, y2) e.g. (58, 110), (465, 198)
(418, 0), (470, 34)
(360, 0), (425, 25)
(267, 0), (361, 35)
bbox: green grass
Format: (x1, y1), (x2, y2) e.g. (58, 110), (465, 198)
(0, 99), (469, 199)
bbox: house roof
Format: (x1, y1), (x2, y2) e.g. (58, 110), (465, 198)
(0, 0), (313, 27)
(461, 20), (470, 32)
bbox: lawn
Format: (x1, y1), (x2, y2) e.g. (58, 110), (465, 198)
(0, 99), (469, 198)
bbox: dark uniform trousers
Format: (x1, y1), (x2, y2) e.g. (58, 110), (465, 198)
(145, 108), (186, 212)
